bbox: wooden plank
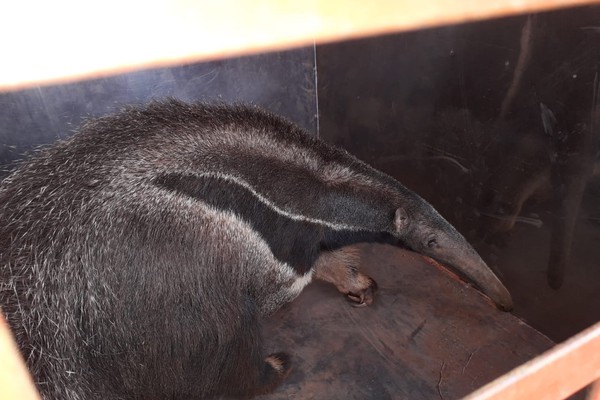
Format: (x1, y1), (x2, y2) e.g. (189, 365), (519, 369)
(464, 320), (600, 400)
(258, 244), (554, 399)
(0, 314), (40, 400)
(587, 380), (600, 400)
(2, 0), (600, 92)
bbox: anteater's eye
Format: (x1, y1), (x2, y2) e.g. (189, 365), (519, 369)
(427, 238), (438, 248)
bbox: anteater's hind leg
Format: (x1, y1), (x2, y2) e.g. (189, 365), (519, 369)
(313, 246), (377, 307)
(225, 346), (292, 398)
(214, 301), (292, 399)
(253, 352), (292, 396)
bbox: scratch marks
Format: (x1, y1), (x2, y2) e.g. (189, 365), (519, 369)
(409, 319), (427, 341)
(437, 361), (446, 399)
(500, 16), (534, 118)
(462, 348), (479, 374)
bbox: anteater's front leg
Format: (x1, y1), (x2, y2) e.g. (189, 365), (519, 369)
(313, 246), (378, 307)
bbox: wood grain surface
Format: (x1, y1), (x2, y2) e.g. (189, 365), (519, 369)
(259, 244), (554, 400)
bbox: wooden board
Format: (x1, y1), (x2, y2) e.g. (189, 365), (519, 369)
(465, 321), (600, 400)
(2, 0), (600, 91)
(258, 244), (554, 399)
(0, 315), (40, 400)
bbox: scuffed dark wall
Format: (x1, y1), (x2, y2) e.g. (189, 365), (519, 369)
(316, 5), (600, 341)
(0, 47), (317, 178)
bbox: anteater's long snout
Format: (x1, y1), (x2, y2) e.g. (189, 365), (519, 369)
(441, 246), (513, 311)
(396, 205), (513, 311)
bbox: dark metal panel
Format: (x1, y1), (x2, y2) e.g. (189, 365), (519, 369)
(0, 47), (317, 178)
(316, 5), (600, 342)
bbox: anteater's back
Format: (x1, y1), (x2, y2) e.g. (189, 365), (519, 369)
(0, 101), (324, 399)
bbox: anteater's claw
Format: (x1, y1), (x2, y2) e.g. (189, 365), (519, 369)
(346, 277), (377, 307)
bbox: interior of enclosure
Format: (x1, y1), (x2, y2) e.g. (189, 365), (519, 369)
(1, 3), (599, 399)
(315, 5), (600, 343)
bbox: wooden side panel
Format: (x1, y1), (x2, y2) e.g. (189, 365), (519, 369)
(2, 0), (600, 91)
(0, 314), (40, 400)
(464, 320), (600, 400)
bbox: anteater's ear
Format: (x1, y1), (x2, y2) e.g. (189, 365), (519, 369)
(394, 207), (410, 231)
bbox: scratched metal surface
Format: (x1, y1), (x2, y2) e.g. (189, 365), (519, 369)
(316, 5), (600, 343)
(0, 46), (317, 180)
(258, 244), (554, 400)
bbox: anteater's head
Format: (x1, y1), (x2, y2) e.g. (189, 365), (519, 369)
(391, 202), (513, 311)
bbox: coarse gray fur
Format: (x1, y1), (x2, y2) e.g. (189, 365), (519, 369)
(0, 100), (512, 399)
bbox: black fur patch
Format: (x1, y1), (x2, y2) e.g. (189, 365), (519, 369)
(153, 173), (396, 274)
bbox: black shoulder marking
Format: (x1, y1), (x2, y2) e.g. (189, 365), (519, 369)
(154, 173), (321, 275)
(154, 173), (399, 273)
